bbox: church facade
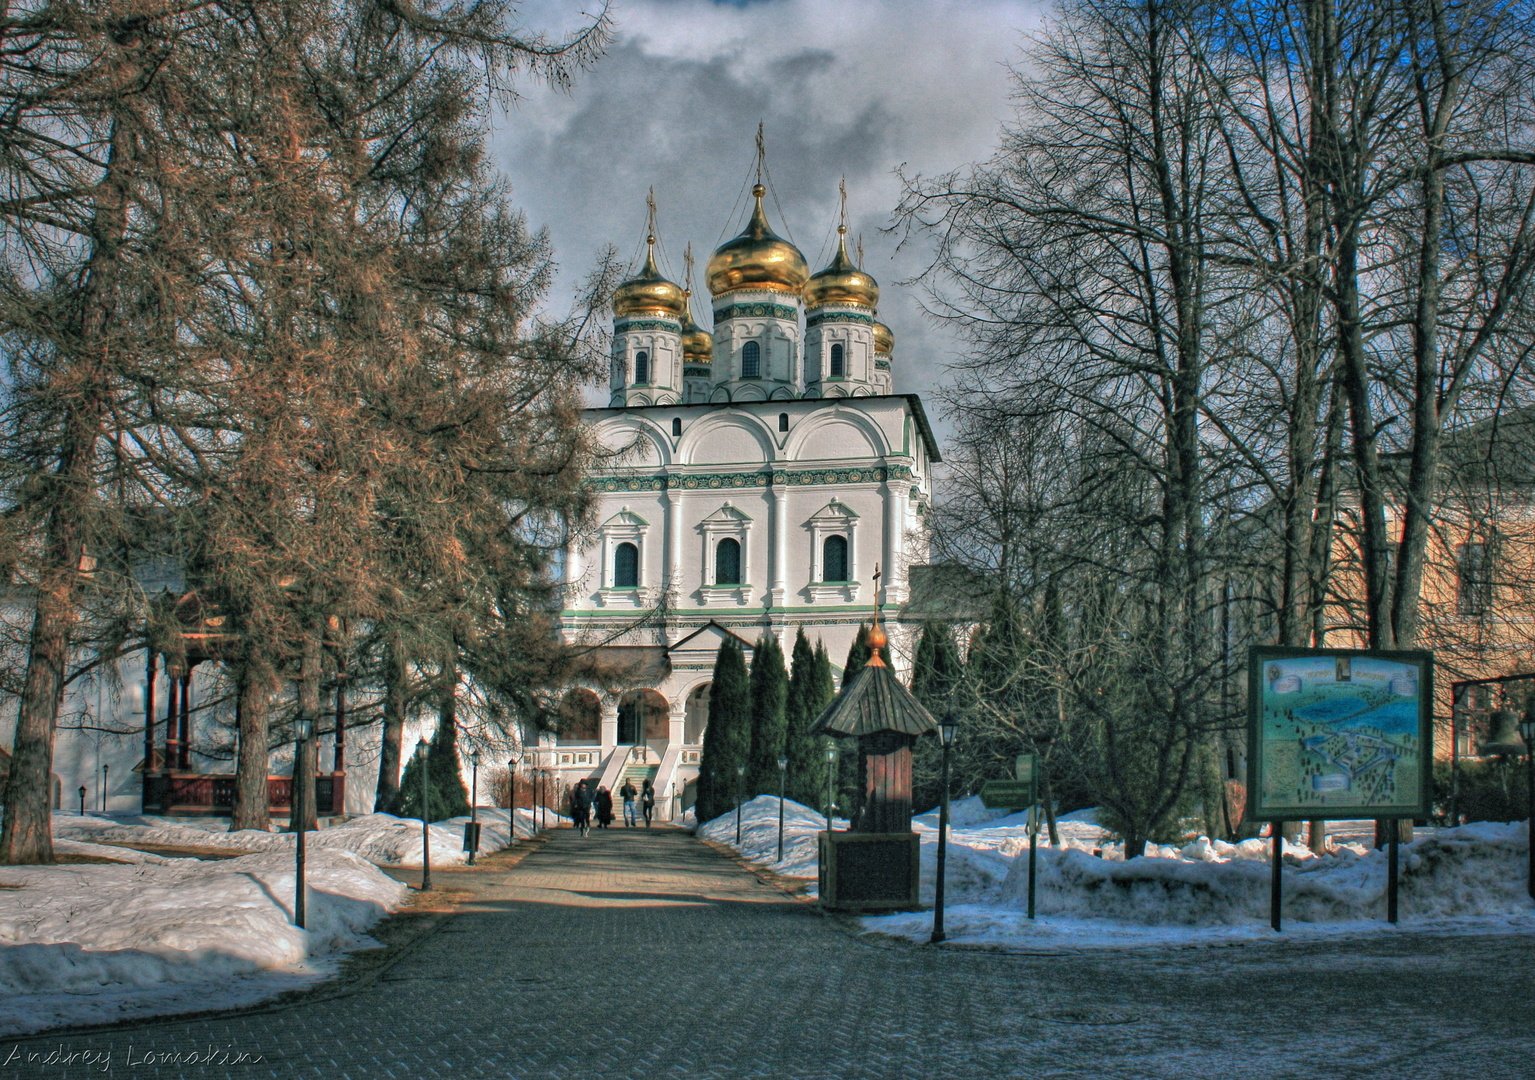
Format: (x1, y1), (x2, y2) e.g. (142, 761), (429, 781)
(548, 184), (940, 818)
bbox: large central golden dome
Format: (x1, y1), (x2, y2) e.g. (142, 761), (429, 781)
(613, 241), (686, 319)
(706, 185), (809, 297)
(804, 226), (879, 309)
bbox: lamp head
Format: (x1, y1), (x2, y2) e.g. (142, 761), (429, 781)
(1521, 697), (1535, 746)
(736, 763), (746, 777)
(777, 754), (788, 770)
(295, 717), (315, 741)
(471, 749), (480, 767)
(825, 745), (838, 763)
(939, 714), (959, 748)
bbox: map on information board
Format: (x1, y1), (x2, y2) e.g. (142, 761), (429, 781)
(1247, 647), (1432, 821)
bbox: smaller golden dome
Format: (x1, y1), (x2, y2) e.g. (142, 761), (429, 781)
(681, 290), (712, 364)
(873, 320), (894, 356)
(613, 238), (685, 319)
(706, 185), (810, 297)
(805, 227), (879, 309)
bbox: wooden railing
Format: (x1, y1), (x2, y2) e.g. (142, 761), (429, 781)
(142, 772), (345, 817)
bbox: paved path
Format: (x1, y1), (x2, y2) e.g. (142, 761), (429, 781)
(6, 826), (1535, 1079)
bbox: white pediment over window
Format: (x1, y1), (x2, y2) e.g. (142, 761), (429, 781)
(603, 508), (651, 530)
(806, 499), (859, 525)
(699, 502), (753, 529)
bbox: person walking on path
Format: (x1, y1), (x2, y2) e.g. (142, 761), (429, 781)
(620, 780), (639, 827)
(641, 779), (656, 827)
(595, 785), (614, 829)
(571, 779), (592, 837)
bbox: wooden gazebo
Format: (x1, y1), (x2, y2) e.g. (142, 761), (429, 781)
(812, 610), (937, 911)
(140, 593), (347, 817)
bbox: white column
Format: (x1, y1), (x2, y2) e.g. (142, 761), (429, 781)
(600, 702), (619, 750)
(664, 485), (682, 604)
(770, 484), (788, 607)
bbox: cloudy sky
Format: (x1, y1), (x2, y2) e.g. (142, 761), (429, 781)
(492, 0), (1050, 443)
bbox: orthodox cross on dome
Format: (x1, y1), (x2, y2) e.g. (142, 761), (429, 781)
(683, 242), (695, 294)
(645, 186), (658, 250)
(754, 120), (766, 185)
(838, 175), (849, 235)
(857, 235), (865, 269)
(867, 564), (887, 667)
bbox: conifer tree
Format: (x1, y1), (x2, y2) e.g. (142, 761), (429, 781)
(695, 637), (749, 822)
(911, 623), (964, 811)
(784, 630), (835, 807)
(746, 633), (788, 797)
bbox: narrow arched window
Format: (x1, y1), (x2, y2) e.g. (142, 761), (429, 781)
(715, 538), (741, 586)
(672, 417), (682, 437)
(823, 535), (848, 582)
(614, 542), (639, 588)
(778, 412), (789, 432)
(635, 350), (650, 384)
(741, 340), (761, 379)
(830, 343), (845, 378)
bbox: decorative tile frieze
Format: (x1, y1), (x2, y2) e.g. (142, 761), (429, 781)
(587, 463), (915, 494)
(807, 310), (876, 327)
(615, 317), (681, 333)
(713, 301), (799, 322)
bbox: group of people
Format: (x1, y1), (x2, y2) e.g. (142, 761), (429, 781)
(569, 777), (656, 836)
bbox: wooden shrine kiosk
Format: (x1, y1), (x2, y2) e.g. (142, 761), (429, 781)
(812, 608), (937, 912)
(140, 592), (347, 817)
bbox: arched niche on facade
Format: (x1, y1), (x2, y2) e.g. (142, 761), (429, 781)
(617, 688), (669, 744)
(592, 418), (672, 470)
(557, 688), (601, 744)
(676, 412), (777, 468)
(769, 386), (796, 401)
(784, 407), (888, 463)
(683, 682), (711, 744)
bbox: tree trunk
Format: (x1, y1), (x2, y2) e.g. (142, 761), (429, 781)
(375, 631), (408, 811)
(1, 107), (133, 863)
(231, 657), (275, 830)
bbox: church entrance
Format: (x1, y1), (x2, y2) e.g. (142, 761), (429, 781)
(617, 689), (668, 746)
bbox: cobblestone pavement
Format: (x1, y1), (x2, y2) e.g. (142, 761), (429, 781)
(6, 825), (1535, 1079)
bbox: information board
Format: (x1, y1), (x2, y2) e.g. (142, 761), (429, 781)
(1247, 646), (1433, 821)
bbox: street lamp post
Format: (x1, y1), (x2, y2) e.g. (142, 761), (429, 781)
(418, 737), (432, 892)
(736, 763), (746, 845)
(1521, 701), (1535, 901)
(294, 717), (314, 928)
(931, 713), (959, 945)
(824, 744), (837, 832)
(508, 748), (521, 841)
(77, 785), (85, 816)
(467, 750), (480, 865)
(777, 754), (788, 863)
(101, 763), (109, 813)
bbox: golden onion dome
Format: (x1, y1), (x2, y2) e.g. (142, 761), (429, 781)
(804, 226), (879, 310)
(613, 238), (686, 319)
(681, 291), (712, 364)
(706, 184), (810, 297)
(873, 319), (894, 357)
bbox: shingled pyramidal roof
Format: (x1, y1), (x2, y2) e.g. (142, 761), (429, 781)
(811, 616), (939, 740)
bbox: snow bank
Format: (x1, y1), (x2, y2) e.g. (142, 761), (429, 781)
(0, 848), (406, 1035)
(701, 797), (1535, 949)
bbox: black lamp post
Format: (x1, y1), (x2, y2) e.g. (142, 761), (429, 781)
(77, 785), (86, 816)
(777, 754), (788, 863)
(824, 744), (837, 832)
(294, 716), (314, 928)
(1521, 700), (1535, 901)
(468, 749), (480, 865)
(735, 762), (746, 845)
(101, 763), (109, 813)
(931, 713), (959, 945)
(418, 736), (431, 892)
(508, 748), (521, 840)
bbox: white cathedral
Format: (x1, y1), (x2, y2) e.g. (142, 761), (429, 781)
(548, 180), (941, 817)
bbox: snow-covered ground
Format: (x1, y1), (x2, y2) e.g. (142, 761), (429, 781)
(0, 807), (553, 1036)
(700, 795), (1535, 950)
